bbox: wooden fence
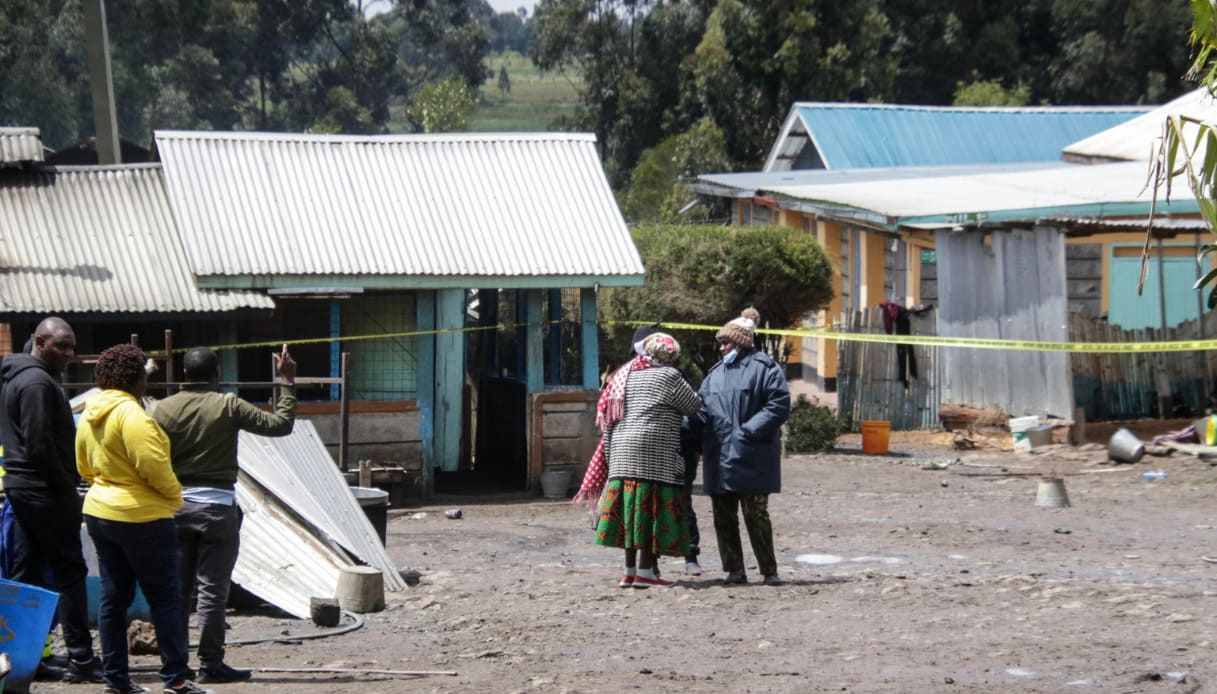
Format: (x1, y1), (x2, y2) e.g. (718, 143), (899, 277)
(835, 308), (940, 431)
(838, 308), (1217, 428)
(1069, 312), (1217, 421)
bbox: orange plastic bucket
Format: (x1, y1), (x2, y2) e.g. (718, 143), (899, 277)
(861, 420), (891, 454)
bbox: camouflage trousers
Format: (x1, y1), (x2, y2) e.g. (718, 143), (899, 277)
(710, 492), (776, 577)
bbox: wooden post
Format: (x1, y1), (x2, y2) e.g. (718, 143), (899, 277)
(1156, 237), (1169, 419)
(525, 290), (544, 394)
(546, 289), (562, 384)
(1069, 406), (1086, 446)
(580, 288), (599, 389)
(129, 333), (139, 347)
(339, 352), (350, 472)
(164, 329), (175, 394)
(416, 293), (436, 497)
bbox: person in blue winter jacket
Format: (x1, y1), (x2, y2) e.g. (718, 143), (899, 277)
(688, 308), (790, 586)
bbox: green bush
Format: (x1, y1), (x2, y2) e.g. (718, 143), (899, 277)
(785, 395), (845, 453)
(600, 223), (835, 383)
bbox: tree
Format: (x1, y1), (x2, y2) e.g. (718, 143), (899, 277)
(618, 117), (730, 223)
(0, 0), (489, 147)
(1048, 0), (1191, 104)
(689, 0), (901, 164)
(283, 17), (412, 133)
(1151, 1), (1217, 307)
(407, 77), (477, 132)
(488, 9), (531, 52)
(0, 2), (84, 149)
(531, 0), (708, 184)
(600, 223), (834, 378)
(381, 0), (491, 90)
(953, 75), (1032, 106)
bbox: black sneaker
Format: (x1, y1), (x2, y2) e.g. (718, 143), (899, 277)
(762, 574), (784, 586)
(198, 661), (252, 683)
(35, 659), (64, 681)
(63, 655), (103, 683)
(163, 680), (214, 694)
(722, 569), (748, 585)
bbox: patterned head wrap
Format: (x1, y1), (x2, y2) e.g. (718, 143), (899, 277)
(642, 332), (680, 365)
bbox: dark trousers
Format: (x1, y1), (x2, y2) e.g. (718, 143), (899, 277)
(710, 492), (777, 577)
(6, 487), (93, 661)
(176, 501), (242, 668)
(85, 516), (190, 688)
(681, 455), (700, 561)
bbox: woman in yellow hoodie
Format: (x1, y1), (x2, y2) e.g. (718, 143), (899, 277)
(77, 344), (207, 694)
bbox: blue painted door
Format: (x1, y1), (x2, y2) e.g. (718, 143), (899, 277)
(1108, 246), (1207, 329)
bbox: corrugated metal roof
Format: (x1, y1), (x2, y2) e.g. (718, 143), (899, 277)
(154, 130), (644, 287)
(764, 103), (1148, 172)
(1045, 217), (1211, 232)
(238, 419), (407, 591)
(0, 164), (275, 315)
(0, 127), (44, 165)
(693, 162), (1050, 198)
(751, 161), (1199, 230)
(1063, 88), (1217, 163)
(233, 471), (349, 619)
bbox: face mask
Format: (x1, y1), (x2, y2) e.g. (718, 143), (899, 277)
(723, 348), (739, 365)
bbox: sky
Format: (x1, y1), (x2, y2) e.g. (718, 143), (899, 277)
(361, 0), (538, 17)
(487, 0), (536, 13)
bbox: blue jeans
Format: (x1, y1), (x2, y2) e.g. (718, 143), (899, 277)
(85, 515), (191, 688)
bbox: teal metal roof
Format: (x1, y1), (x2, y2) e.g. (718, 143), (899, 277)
(770, 104), (1148, 171)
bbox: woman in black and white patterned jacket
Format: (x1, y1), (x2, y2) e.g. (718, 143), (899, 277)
(593, 333), (702, 588)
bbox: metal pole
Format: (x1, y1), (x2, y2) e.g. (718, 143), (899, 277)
(339, 352), (351, 472)
(1156, 237), (1169, 418)
(83, 0), (120, 165)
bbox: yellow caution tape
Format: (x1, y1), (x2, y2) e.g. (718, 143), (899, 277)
(145, 322), (524, 357)
(140, 319), (1217, 357)
(615, 320), (1217, 354)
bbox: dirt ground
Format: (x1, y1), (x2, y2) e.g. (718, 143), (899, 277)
(34, 420), (1217, 693)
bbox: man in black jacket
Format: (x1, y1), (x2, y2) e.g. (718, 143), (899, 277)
(0, 317), (101, 683)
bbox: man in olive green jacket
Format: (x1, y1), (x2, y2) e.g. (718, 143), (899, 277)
(152, 346), (297, 684)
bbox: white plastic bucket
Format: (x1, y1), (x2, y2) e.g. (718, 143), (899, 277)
(1010, 416), (1039, 452)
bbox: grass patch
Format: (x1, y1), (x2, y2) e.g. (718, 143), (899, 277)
(471, 50), (583, 131)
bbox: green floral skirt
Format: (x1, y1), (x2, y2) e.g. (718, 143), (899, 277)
(594, 478), (689, 557)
